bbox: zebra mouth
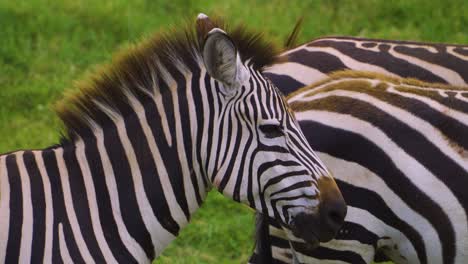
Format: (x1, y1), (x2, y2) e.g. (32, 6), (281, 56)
(290, 222), (320, 248)
(290, 239), (320, 254)
(287, 211), (322, 249)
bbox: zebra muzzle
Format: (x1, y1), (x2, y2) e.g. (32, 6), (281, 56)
(289, 177), (347, 244)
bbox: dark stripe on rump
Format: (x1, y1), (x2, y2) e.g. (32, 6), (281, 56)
(286, 49), (349, 75)
(5, 154), (22, 263)
(308, 40), (447, 83)
(383, 88), (468, 150)
(362, 42), (378, 48)
(263, 73), (305, 95)
(124, 104), (180, 235)
(317, 36), (468, 47)
(62, 145), (105, 261)
(395, 45), (468, 83)
(102, 118), (154, 259)
(453, 47), (468, 57)
(82, 136), (135, 262)
(23, 151), (46, 262)
(41, 149), (74, 263)
(396, 88), (468, 115)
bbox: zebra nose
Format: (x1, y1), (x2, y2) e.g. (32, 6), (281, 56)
(317, 177), (347, 242)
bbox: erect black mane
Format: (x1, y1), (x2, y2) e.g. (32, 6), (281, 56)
(55, 16), (281, 141)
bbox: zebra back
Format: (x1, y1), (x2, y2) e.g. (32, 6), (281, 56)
(252, 37), (468, 264)
(265, 36), (468, 94)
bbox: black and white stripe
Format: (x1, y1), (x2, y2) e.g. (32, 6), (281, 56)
(251, 37), (468, 264)
(0, 15), (347, 263)
(265, 36), (468, 95)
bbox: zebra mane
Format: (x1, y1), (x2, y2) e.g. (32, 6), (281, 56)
(54, 16), (281, 141)
(325, 70), (468, 90)
(287, 70), (468, 112)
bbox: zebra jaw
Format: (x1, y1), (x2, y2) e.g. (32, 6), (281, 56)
(288, 211), (320, 245)
(283, 219), (320, 250)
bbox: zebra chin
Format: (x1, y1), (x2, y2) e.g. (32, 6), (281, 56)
(285, 177), (347, 246)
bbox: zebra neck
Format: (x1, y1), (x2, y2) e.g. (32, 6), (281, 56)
(0, 100), (210, 263)
(42, 78), (210, 260)
(71, 90), (210, 257)
(54, 125), (209, 260)
(55, 55), (214, 257)
(0, 67), (213, 261)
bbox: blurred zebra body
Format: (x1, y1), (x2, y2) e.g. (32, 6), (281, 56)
(0, 15), (347, 263)
(265, 36), (468, 94)
(250, 37), (468, 264)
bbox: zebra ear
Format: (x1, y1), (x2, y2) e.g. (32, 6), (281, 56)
(196, 13), (215, 40)
(202, 28), (249, 93)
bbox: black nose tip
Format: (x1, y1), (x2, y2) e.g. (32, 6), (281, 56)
(317, 177), (347, 242)
(319, 196), (347, 239)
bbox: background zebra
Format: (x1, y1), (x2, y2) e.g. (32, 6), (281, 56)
(0, 15), (347, 263)
(250, 37), (468, 263)
(266, 36), (468, 93)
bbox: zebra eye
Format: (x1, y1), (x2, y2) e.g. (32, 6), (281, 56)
(260, 123), (283, 138)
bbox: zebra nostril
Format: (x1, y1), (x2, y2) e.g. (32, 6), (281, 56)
(316, 200), (347, 242)
(322, 199), (347, 228)
(329, 209), (344, 226)
(316, 177), (347, 241)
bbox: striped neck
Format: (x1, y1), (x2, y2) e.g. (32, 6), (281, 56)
(58, 64), (210, 259)
(0, 66), (212, 263)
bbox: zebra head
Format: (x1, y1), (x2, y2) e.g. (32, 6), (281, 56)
(197, 14), (347, 247)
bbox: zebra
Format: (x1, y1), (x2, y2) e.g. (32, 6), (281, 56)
(266, 36), (468, 94)
(250, 37), (468, 264)
(0, 14), (347, 263)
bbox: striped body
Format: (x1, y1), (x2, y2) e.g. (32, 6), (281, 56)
(251, 37), (468, 264)
(0, 145), (156, 263)
(0, 16), (347, 263)
(265, 36), (468, 94)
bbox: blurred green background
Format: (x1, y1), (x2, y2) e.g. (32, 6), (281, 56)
(0, 0), (466, 263)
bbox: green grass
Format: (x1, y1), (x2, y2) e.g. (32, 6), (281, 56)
(0, 0), (466, 263)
